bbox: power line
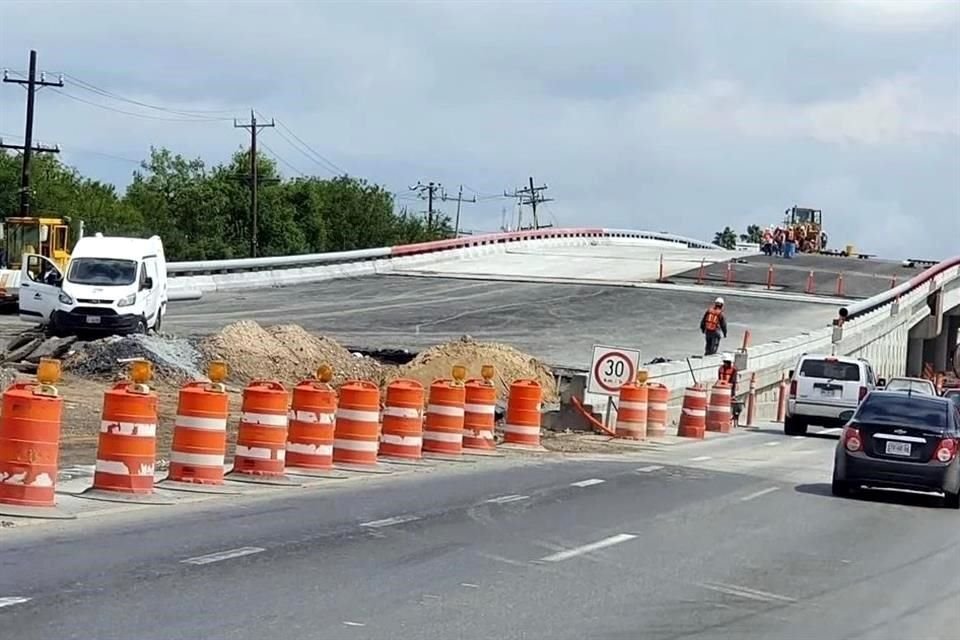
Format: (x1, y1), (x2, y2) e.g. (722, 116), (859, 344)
(440, 185), (477, 238)
(274, 119), (347, 175)
(1, 50), (64, 215)
(259, 141), (306, 177)
(63, 73), (239, 117)
(234, 109), (276, 258)
(505, 176), (553, 230)
(271, 126), (338, 176)
(53, 89), (229, 122)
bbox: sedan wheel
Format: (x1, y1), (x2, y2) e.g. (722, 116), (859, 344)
(944, 491), (960, 510)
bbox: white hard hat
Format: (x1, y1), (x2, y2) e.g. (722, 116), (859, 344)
(715, 297), (725, 305)
(722, 352), (733, 362)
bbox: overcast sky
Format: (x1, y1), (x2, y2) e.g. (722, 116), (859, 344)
(1, 0), (958, 259)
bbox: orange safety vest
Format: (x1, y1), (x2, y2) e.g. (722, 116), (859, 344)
(718, 364), (735, 384)
(704, 308), (723, 332)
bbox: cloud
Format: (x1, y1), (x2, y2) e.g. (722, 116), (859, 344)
(803, 0), (960, 31)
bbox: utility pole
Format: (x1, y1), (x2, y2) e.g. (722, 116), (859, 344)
(505, 176), (553, 230)
(409, 181), (442, 230)
(1, 50), (64, 216)
(234, 109), (275, 257)
(441, 185), (476, 237)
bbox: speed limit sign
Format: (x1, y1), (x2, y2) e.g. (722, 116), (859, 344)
(588, 345), (641, 396)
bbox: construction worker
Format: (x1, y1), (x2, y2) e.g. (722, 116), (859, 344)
(717, 352), (738, 396)
(700, 297), (728, 356)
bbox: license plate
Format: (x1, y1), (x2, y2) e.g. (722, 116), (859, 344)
(820, 388), (838, 397)
(885, 441), (911, 456)
(85, 315), (101, 324)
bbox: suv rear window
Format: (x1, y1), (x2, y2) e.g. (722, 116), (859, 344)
(855, 394), (949, 431)
(798, 359), (861, 382)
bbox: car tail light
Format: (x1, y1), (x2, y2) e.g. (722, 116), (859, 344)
(842, 426), (862, 453)
(858, 386), (868, 402)
(932, 438), (958, 463)
(789, 380), (797, 398)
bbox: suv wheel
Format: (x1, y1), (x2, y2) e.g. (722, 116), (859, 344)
(944, 490), (960, 510)
(784, 416), (807, 436)
(831, 470), (852, 498)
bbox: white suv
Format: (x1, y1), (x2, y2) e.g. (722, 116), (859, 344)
(785, 354), (881, 436)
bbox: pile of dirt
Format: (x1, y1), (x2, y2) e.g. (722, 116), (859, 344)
(397, 335), (558, 403)
(64, 334), (204, 384)
(200, 320), (388, 386)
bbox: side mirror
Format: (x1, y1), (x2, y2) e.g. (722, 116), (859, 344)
(142, 277), (154, 291)
(787, 369), (794, 378)
(877, 378), (886, 388)
(839, 410), (855, 423)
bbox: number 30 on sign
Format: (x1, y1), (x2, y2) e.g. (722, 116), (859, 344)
(588, 345), (641, 396)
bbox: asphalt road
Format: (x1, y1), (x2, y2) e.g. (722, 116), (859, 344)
(2, 427), (958, 640)
(165, 276), (836, 368)
(672, 254), (924, 300)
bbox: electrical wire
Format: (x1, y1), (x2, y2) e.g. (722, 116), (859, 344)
(259, 141), (306, 177)
(273, 118), (347, 175)
(64, 73), (239, 117)
(271, 126), (339, 176)
(53, 89), (230, 122)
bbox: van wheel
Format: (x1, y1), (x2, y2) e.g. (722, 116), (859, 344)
(134, 318), (147, 335)
(152, 311), (162, 334)
(784, 416), (807, 436)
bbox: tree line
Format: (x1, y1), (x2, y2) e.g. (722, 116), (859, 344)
(0, 148), (450, 261)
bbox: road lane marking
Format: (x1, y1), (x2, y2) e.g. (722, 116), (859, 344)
(485, 494), (529, 504)
(461, 583), (479, 588)
(0, 597), (31, 608)
(636, 465), (664, 473)
(699, 582), (796, 603)
(740, 487), (780, 502)
(792, 435), (805, 440)
(540, 533), (637, 562)
(360, 515), (421, 528)
(765, 441), (781, 447)
(690, 456), (712, 462)
(181, 546), (265, 565)
(342, 621), (366, 627)
(570, 478), (605, 488)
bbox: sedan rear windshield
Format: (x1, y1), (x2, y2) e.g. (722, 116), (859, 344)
(855, 394), (949, 431)
(66, 258), (138, 286)
(799, 359), (861, 382)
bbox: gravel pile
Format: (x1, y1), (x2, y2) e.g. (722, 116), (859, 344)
(65, 333), (204, 383)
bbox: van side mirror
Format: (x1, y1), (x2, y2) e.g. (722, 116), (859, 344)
(877, 378), (886, 388)
(142, 277), (154, 291)
(839, 410), (855, 423)
(787, 369), (794, 378)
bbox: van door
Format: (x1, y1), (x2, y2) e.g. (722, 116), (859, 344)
(19, 254), (62, 324)
(797, 357), (862, 407)
(141, 258), (160, 326)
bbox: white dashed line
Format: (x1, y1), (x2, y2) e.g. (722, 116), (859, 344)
(765, 441), (781, 447)
(541, 533), (637, 562)
(460, 583), (479, 588)
(700, 581), (796, 603)
(690, 456), (712, 462)
(636, 465), (664, 473)
(342, 621), (366, 627)
(792, 435), (806, 440)
(485, 494), (529, 504)
(0, 597), (31, 609)
(360, 515), (421, 528)
(570, 478), (605, 488)
(181, 546), (265, 565)
(740, 487), (780, 502)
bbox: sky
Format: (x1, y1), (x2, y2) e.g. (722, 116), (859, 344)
(1, 0), (958, 260)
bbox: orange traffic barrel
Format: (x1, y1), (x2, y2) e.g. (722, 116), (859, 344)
(463, 378), (497, 451)
(616, 383), (647, 440)
(94, 381), (159, 494)
(380, 379), (424, 459)
(423, 380), (466, 456)
(504, 379), (542, 448)
(677, 385), (707, 439)
(645, 383), (669, 438)
(232, 380), (289, 477)
(333, 380), (381, 466)
(706, 382), (733, 433)
(0, 381), (63, 511)
(167, 381), (230, 484)
(286, 378), (338, 470)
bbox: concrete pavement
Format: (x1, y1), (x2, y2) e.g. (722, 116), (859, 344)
(164, 276), (836, 368)
(2, 425), (958, 639)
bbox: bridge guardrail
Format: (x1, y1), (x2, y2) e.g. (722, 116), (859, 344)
(167, 227), (721, 276)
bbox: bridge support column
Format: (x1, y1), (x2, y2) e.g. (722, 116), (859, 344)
(933, 329), (950, 374)
(906, 338), (924, 378)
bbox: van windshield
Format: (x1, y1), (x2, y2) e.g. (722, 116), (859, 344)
(66, 258), (138, 286)
(798, 359), (861, 382)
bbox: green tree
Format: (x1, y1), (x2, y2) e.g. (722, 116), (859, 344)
(740, 224), (763, 244)
(713, 226), (738, 250)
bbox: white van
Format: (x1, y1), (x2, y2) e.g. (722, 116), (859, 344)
(785, 354), (882, 435)
(19, 233), (167, 335)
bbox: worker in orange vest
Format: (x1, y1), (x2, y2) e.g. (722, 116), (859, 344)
(700, 297), (728, 356)
(717, 352), (738, 396)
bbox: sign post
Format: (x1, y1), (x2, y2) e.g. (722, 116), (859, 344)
(588, 345), (642, 428)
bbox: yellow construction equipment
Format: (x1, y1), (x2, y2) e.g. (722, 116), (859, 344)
(783, 205), (825, 253)
(0, 216), (79, 303)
